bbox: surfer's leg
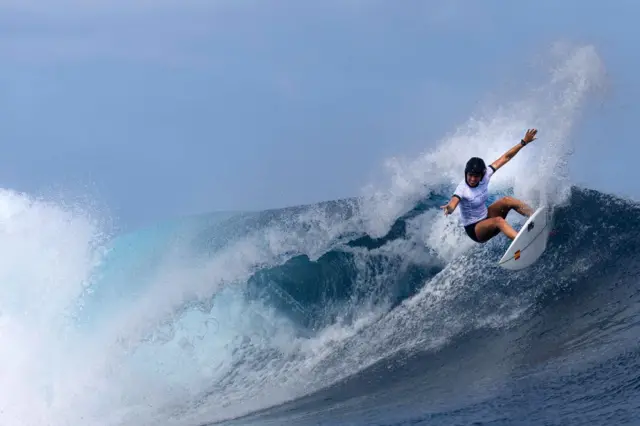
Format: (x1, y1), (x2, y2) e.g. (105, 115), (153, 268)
(473, 217), (518, 242)
(487, 196), (534, 219)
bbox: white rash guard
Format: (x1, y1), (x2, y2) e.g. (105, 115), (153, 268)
(453, 165), (496, 226)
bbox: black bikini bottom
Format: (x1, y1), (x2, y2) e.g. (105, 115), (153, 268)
(464, 217), (500, 243)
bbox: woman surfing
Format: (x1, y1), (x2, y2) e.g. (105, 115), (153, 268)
(440, 129), (538, 243)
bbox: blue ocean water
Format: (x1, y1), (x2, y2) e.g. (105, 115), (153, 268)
(5, 184), (637, 426)
(202, 187), (640, 426)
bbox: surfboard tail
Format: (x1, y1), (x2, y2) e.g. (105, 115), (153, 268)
(498, 206), (552, 271)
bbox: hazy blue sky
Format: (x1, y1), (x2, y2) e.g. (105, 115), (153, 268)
(0, 0), (637, 230)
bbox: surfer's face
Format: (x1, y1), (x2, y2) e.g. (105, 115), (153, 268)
(466, 173), (482, 186)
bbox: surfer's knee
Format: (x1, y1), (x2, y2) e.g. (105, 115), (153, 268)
(502, 196), (517, 206)
(492, 216), (508, 229)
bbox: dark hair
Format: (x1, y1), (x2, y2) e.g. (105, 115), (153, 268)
(465, 157), (486, 175)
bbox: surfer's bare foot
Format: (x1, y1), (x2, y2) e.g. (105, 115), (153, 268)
(520, 204), (534, 217)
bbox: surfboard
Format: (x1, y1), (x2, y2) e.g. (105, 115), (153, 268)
(498, 205), (553, 270)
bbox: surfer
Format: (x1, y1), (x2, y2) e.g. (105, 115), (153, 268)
(440, 129), (538, 243)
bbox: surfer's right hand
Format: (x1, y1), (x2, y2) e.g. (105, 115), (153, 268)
(440, 204), (452, 215)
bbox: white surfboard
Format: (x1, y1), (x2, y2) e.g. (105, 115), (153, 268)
(498, 205), (553, 270)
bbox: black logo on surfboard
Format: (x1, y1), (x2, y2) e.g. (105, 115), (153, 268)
(527, 221), (535, 232)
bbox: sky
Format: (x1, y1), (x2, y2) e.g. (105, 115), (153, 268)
(0, 0), (638, 230)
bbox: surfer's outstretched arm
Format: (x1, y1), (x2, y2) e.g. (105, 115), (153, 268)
(490, 128), (537, 171)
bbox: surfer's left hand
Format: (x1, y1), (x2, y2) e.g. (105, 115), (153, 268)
(522, 128), (538, 144)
